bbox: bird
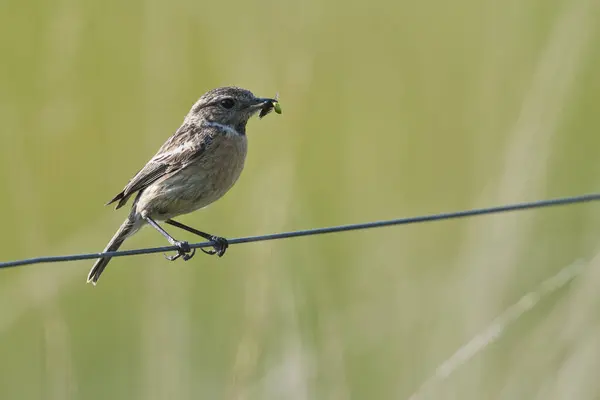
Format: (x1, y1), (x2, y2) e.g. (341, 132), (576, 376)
(87, 86), (280, 285)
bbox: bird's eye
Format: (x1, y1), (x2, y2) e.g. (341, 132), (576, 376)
(220, 98), (235, 109)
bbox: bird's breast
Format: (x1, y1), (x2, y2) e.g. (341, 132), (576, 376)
(199, 134), (248, 199)
(136, 134), (248, 220)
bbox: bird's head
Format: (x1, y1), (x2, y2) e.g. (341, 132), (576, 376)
(186, 86), (277, 134)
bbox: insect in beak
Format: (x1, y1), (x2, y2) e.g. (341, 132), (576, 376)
(257, 94), (282, 119)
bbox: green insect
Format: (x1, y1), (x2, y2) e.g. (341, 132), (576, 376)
(259, 93), (282, 119)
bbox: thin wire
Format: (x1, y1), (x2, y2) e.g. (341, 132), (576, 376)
(1, 193), (599, 269)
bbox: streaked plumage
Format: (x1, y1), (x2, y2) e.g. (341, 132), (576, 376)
(87, 87), (277, 285)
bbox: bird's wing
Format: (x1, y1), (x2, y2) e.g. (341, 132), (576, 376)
(105, 161), (170, 209)
(106, 123), (210, 209)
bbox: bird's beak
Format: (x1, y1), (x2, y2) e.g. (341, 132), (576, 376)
(250, 97), (278, 109)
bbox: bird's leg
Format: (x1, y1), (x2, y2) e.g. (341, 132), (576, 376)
(165, 219), (229, 257)
(143, 216), (196, 261)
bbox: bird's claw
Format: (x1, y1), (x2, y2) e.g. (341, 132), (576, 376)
(201, 236), (229, 257)
(164, 241), (195, 261)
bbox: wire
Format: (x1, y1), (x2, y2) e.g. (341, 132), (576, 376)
(1, 193), (599, 269)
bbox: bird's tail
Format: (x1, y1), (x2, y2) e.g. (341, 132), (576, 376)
(87, 218), (140, 285)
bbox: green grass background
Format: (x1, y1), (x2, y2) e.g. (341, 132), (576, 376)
(1, 0), (600, 398)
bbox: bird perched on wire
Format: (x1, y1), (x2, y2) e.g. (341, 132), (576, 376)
(87, 86), (281, 285)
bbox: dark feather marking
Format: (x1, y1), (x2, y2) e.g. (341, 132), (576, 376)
(105, 123), (214, 210)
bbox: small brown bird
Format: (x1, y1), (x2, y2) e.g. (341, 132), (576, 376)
(87, 86), (280, 285)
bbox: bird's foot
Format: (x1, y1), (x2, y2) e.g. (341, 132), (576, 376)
(201, 236), (229, 257)
(164, 240), (195, 261)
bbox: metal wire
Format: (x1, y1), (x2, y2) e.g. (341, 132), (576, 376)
(1, 193), (599, 269)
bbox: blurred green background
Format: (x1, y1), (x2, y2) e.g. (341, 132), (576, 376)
(1, 0), (600, 398)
